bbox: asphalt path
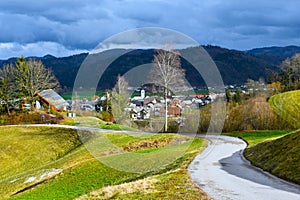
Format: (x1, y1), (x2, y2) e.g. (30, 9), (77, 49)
(188, 135), (300, 200)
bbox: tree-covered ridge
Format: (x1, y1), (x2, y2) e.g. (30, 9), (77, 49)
(1, 45), (299, 90)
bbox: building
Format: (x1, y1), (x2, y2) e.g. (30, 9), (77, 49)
(130, 107), (150, 120)
(36, 89), (69, 111)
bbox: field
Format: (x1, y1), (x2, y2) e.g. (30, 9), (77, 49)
(0, 126), (209, 199)
(61, 90), (104, 100)
(225, 130), (300, 184)
(244, 129), (300, 184)
(224, 130), (290, 147)
(60, 116), (137, 131)
(269, 90), (300, 129)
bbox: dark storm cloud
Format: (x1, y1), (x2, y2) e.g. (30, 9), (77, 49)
(0, 0), (300, 58)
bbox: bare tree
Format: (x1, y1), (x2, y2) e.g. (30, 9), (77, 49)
(148, 44), (186, 132)
(111, 74), (130, 124)
(15, 57), (60, 109)
(0, 64), (16, 115)
(280, 53), (300, 90)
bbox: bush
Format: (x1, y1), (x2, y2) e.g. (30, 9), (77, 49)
(159, 119), (179, 133)
(99, 111), (114, 122)
(223, 97), (287, 132)
(195, 97), (289, 133)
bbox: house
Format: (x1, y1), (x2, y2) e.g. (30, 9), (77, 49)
(159, 106), (181, 116)
(36, 89), (69, 111)
(143, 97), (157, 105)
(130, 107), (150, 120)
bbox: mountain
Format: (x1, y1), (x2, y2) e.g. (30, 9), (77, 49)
(0, 53), (88, 92)
(246, 45), (300, 58)
(1, 45), (299, 91)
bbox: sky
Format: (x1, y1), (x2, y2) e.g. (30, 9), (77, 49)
(1, 0), (300, 59)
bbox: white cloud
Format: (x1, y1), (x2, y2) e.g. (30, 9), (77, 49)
(0, 42), (87, 59)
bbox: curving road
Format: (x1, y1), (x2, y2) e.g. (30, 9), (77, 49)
(188, 135), (300, 200)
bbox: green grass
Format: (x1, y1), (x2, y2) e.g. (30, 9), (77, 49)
(99, 123), (137, 131)
(61, 90), (104, 100)
(224, 130), (290, 147)
(60, 116), (138, 131)
(60, 116), (104, 126)
(269, 90), (300, 129)
(225, 130), (300, 184)
(76, 138), (209, 200)
(244, 129), (300, 184)
(0, 126), (81, 180)
(112, 169), (210, 200)
(0, 126), (207, 199)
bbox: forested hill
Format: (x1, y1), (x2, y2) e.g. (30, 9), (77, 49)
(246, 45), (300, 58)
(1, 45), (299, 90)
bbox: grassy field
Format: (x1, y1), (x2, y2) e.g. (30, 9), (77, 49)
(269, 90), (300, 129)
(61, 91), (104, 100)
(60, 116), (137, 131)
(0, 126), (208, 199)
(224, 130), (290, 147)
(225, 130), (300, 184)
(244, 129), (300, 184)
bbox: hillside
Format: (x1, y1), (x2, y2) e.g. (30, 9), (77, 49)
(1, 45), (298, 90)
(269, 90), (300, 129)
(0, 126), (207, 199)
(247, 45), (300, 59)
(245, 130), (300, 184)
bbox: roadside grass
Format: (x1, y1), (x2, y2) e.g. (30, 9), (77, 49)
(244, 129), (300, 184)
(60, 116), (137, 131)
(0, 126), (81, 180)
(107, 169), (211, 200)
(60, 116), (104, 126)
(269, 90), (300, 129)
(76, 137), (210, 200)
(1, 126), (208, 199)
(223, 130), (290, 147)
(99, 123), (137, 131)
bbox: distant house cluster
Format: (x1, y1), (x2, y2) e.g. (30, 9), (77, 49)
(126, 89), (216, 120)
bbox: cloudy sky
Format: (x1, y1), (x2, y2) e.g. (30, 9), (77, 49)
(1, 0), (300, 59)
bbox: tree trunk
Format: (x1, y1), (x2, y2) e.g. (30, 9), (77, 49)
(165, 89), (168, 132)
(5, 104), (10, 116)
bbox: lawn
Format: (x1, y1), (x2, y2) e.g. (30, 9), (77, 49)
(0, 126), (208, 199)
(269, 90), (300, 129)
(61, 90), (104, 100)
(224, 130), (290, 147)
(244, 129), (300, 184)
(225, 129), (300, 184)
(60, 116), (137, 131)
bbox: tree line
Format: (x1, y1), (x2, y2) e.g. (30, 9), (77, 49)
(0, 57), (59, 115)
(269, 53), (300, 92)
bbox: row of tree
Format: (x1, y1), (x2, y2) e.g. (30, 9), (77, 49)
(0, 57), (59, 114)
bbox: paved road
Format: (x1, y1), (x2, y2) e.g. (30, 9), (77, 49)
(188, 135), (300, 200)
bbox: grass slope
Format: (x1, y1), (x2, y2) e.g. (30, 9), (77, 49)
(224, 130), (290, 147)
(0, 126), (208, 199)
(61, 116), (137, 131)
(269, 90), (300, 129)
(244, 129), (300, 184)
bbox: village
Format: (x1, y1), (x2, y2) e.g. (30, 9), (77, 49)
(29, 87), (219, 123)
